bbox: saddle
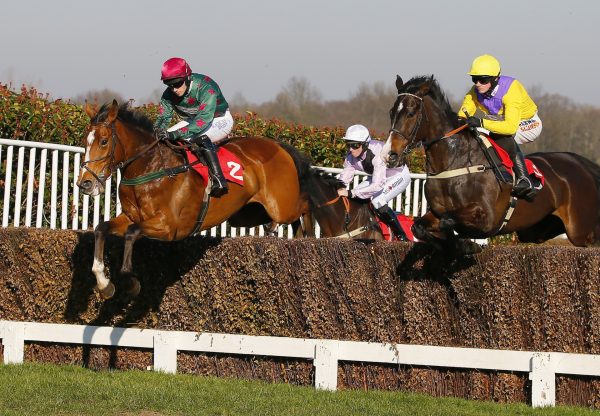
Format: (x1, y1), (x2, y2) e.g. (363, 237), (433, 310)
(182, 145), (245, 187)
(478, 133), (545, 191)
(373, 210), (416, 242)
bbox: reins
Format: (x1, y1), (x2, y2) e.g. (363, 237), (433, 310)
(80, 121), (163, 185)
(389, 93), (426, 157)
(83, 120), (205, 186)
(423, 123), (469, 149)
(317, 195), (379, 238)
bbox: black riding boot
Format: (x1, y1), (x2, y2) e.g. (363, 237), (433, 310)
(511, 148), (535, 201)
(191, 135), (228, 197)
(375, 205), (408, 242)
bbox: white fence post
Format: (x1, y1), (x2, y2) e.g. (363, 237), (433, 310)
(153, 331), (178, 374)
(530, 352), (556, 408)
(1, 321), (25, 364)
(314, 340), (339, 391)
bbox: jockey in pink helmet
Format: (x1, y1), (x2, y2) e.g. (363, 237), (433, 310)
(154, 57), (233, 197)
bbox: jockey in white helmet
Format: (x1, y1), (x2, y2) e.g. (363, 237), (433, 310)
(337, 124), (411, 241)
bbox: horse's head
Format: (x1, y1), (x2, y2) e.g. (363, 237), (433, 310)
(383, 75), (445, 168)
(77, 100), (155, 196)
(77, 100), (122, 196)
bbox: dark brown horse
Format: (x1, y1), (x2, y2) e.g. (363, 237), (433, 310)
(78, 100), (311, 298)
(383, 75), (600, 254)
(302, 169), (384, 239)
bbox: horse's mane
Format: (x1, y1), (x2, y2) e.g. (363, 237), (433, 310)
(303, 168), (346, 208)
(399, 75), (460, 128)
(92, 102), (154, 133)
(279, 142), (314, 184)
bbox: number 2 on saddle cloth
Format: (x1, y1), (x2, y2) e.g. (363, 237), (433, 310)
(184, 146), (245, 187)
(485, 135), (545, 189)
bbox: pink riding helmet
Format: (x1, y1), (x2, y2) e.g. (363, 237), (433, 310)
(160, 57), (192, 81)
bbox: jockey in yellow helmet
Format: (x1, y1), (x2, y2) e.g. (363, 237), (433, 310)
(458, 54), (543, 201)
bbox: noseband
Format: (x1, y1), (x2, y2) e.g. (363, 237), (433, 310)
(389, 93), (425, 156)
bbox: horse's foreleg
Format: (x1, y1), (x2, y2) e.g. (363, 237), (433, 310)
(295, 212), (315, 238)
(120, 224), (142, 275)
(412, 212), (446, 246)
(120, 224), (142, 297)
(92, 214), (133, 299)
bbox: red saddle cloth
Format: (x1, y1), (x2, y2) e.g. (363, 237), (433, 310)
(184, 147), (245, 186)
(488, 138), (545, 185)
(377, 213), (416, 242)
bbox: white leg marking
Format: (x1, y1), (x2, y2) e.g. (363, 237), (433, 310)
(92, 255), (109, 290)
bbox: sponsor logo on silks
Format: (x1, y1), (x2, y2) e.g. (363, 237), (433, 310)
(519, 119), (541, 132)
(382, 178), (404, 195)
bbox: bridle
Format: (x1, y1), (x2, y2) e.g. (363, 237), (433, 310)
(317, 195), (379, 238)
(80, 120), (160, 186)
(389, 93), (426, 156)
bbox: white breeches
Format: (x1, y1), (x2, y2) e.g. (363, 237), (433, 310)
(515, 113), (542, 145)
(366, 169), (411, 209)
(204, 110), (234, 144)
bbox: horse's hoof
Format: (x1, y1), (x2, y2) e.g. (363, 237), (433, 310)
(99, 282), (116, 299)
(125, 277), (141, 297)
(457, 240), (483, 255)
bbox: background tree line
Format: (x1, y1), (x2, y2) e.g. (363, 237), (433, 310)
(229, 77), (600, 164)
(7, 76), (600, 167)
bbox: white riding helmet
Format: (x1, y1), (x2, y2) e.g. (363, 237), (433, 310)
(343, 124), (371, 143)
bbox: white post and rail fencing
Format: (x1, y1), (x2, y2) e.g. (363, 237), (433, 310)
(2, 320), (599, 408)
(0, 138), (427, 238)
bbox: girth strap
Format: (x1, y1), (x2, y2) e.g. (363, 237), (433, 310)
(427, 165), (487, 179)
(333, 225), (372, 239)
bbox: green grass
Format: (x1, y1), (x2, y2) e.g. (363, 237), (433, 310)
(0, 363), (595, 415)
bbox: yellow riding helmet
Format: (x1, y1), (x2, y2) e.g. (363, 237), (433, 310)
(467, 54), (501, 76)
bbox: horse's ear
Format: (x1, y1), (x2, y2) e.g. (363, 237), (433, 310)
(84, 102), (98, 118)
(395, 75), (404, 92)
(107, 99), (119, 123)
(416, 78), (433, 96)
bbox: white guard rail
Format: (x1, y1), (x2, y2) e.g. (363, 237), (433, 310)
(0, 138), (428, 238)
(1, 320), (599, 408)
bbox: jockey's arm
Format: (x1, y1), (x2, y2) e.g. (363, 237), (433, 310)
(457, 90), (478, 119)
(350, 156), (386, 199)
(169, 87), (219, 140)
(338, 158), (356, 187)
(153, 98), (175, 131)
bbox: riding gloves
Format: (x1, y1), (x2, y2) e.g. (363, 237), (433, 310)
(154, 128), (175, 142)
(466, 117), (483, 128)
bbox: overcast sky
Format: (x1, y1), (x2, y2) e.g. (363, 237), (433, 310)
(2, 0), (598, 107)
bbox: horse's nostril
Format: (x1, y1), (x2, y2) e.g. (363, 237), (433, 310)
(389, 153), (398, 162)
(79, 180), (92, 191)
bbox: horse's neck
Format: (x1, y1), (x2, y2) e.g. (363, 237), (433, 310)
(349, 200), (375, 226)
(118, 124), (178, 173)
(426, 129), (486, 173)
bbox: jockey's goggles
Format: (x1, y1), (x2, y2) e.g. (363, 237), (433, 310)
(347, 142), (363, 150)
(471, 75), (494, 85)
(164, 78), (186, 88)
